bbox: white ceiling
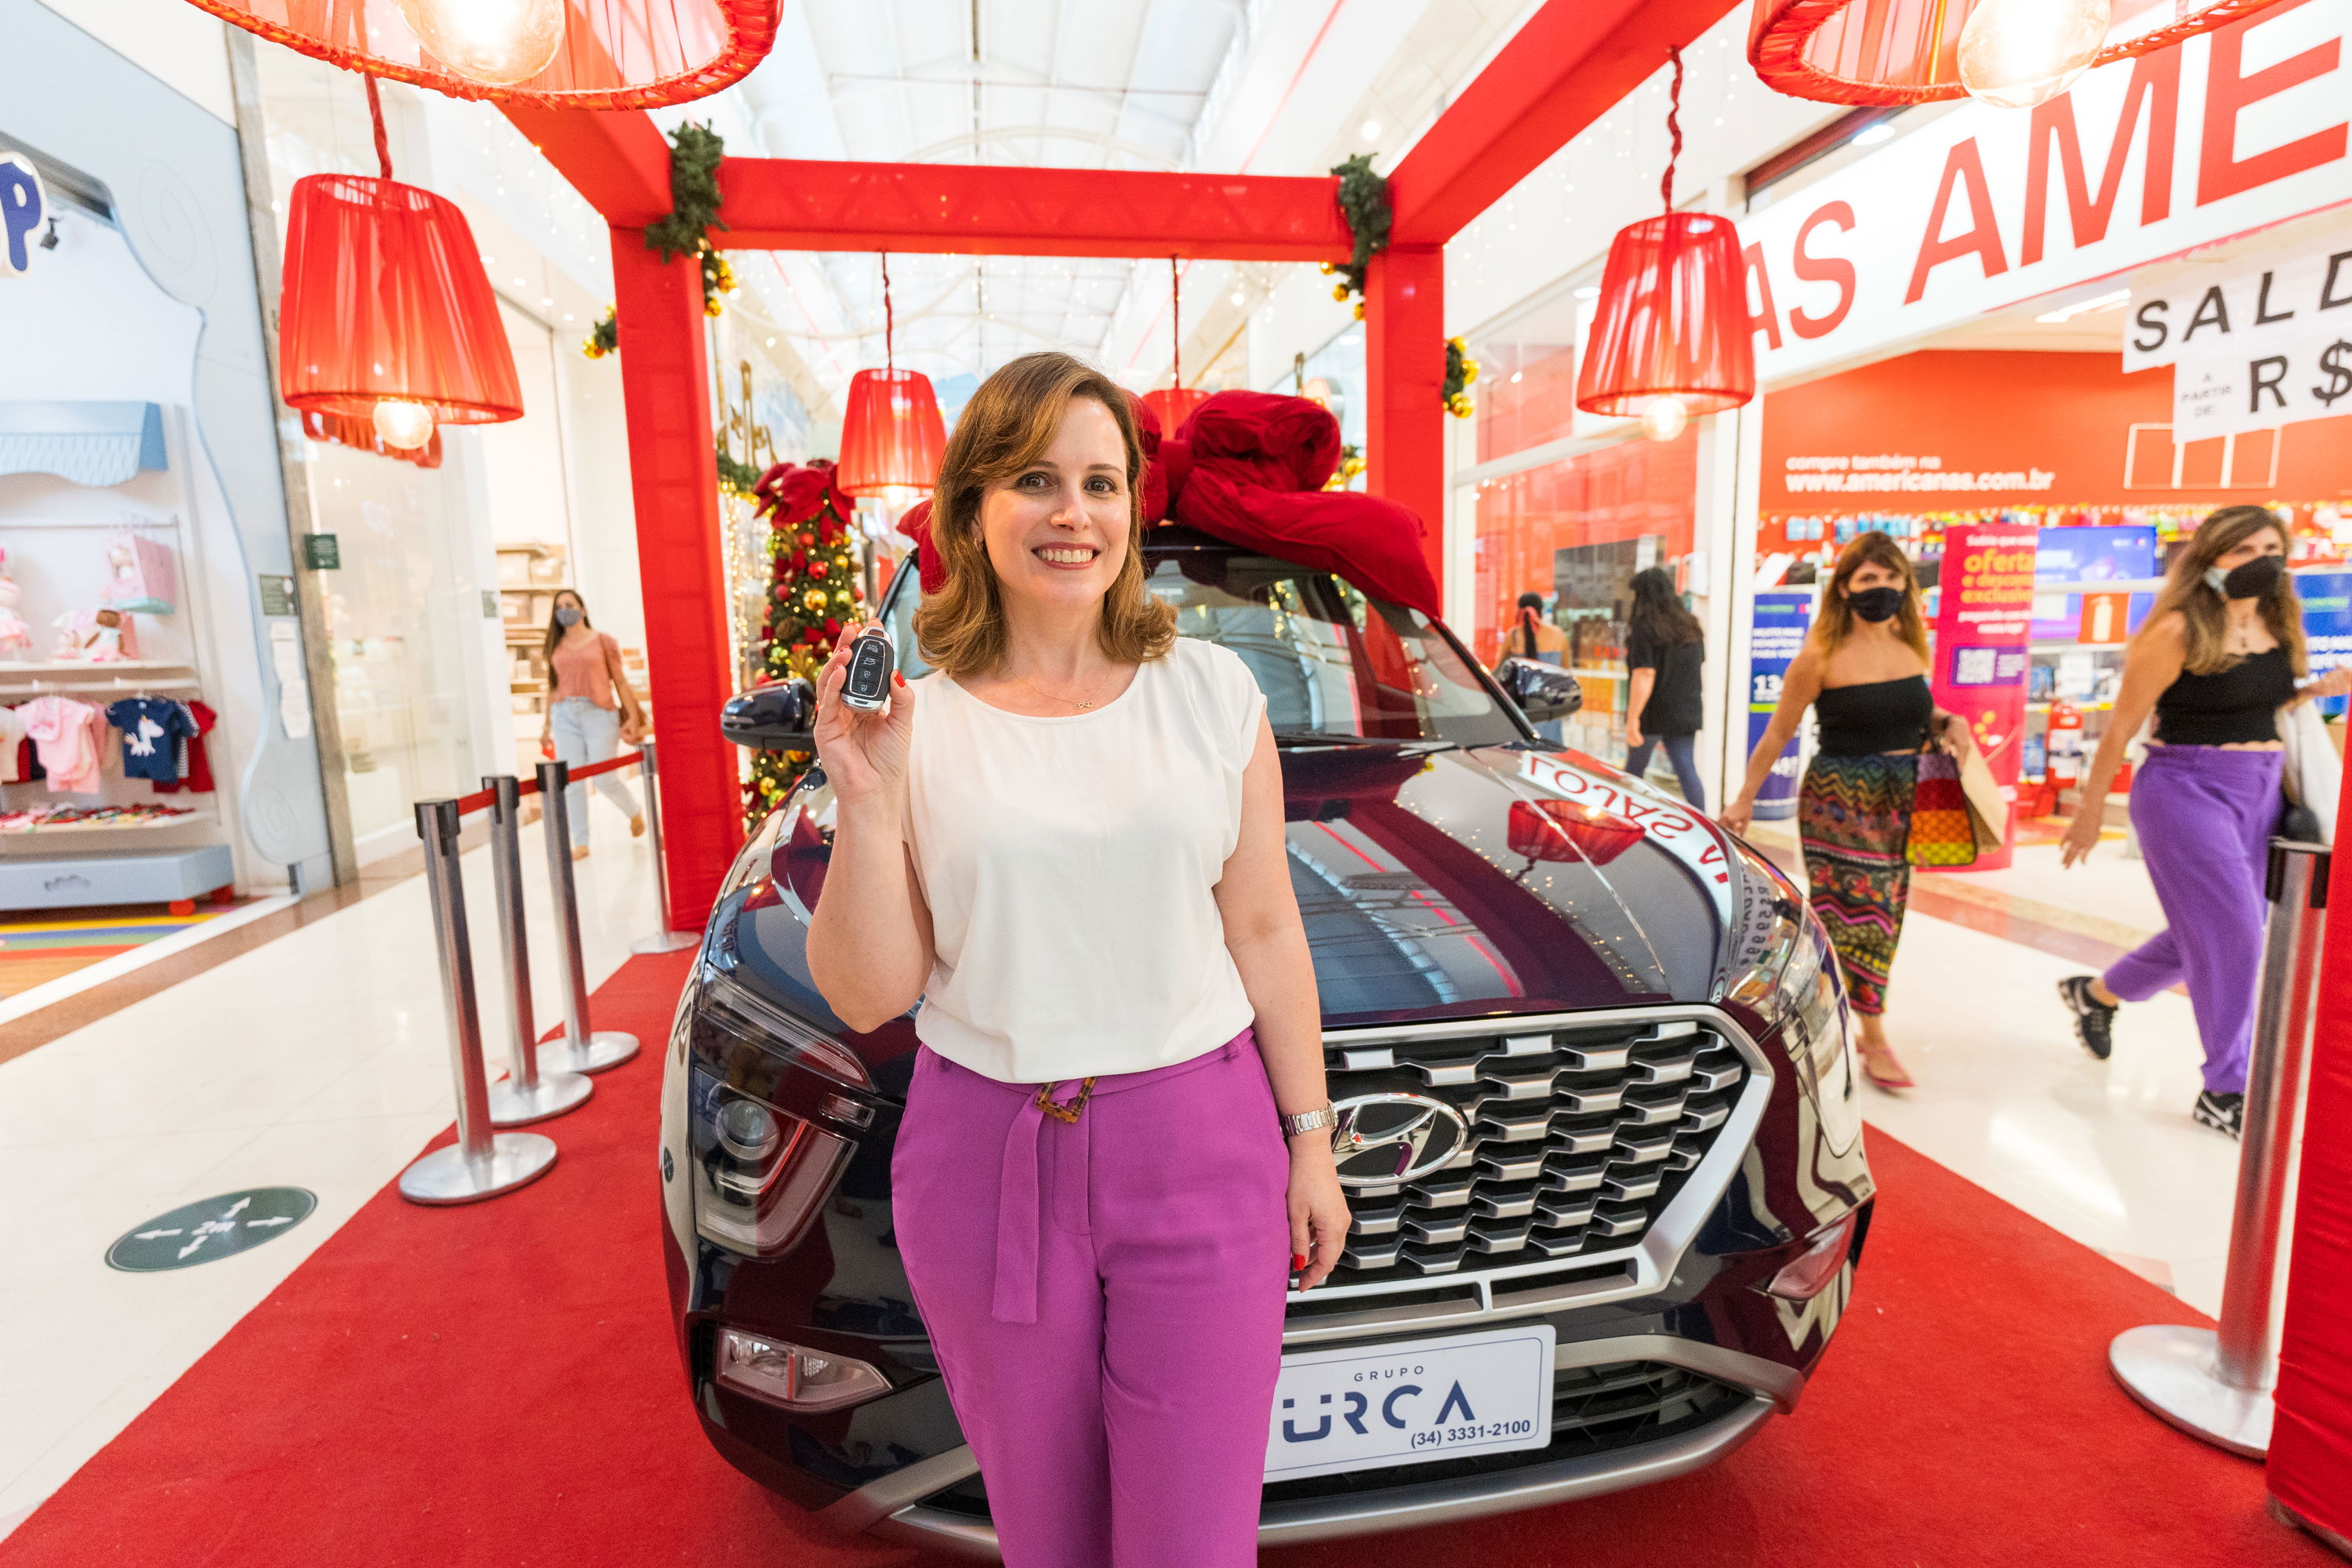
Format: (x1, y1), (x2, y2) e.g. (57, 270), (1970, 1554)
(655, 1), (1539, 415)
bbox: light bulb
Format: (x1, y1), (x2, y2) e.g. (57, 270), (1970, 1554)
(397, 0), (565, 87)
(372, 398), (436, 450)
(1958, 0), (2111, 110)
(1639, 396), (1689, 443)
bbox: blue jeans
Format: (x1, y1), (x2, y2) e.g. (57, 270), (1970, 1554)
(548, 697), (639, 846)
(1624, 731), (1704, 811)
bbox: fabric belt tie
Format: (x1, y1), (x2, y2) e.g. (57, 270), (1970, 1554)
(993, 1078), (1092, 1324)
(979, 1035), (1250, 1326)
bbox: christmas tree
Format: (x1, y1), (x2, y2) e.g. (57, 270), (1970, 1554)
(745, 459), (865, 829)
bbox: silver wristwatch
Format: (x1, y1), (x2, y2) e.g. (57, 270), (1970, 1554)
(1279, 1103), (1338, 1140)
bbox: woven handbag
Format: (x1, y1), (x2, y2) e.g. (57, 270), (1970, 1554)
(1907, 744), (1980, 868)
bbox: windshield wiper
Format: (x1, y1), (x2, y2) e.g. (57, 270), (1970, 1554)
(1271, 731), (1456, 750)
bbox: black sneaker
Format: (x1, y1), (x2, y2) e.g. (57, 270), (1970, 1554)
(2056, 975), (2116, 1060)
(2193, 1091), (2245, 1140)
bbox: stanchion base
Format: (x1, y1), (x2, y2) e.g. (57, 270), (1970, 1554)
(2110, 1323), (2272, 1458)
(397, 1134), (558, 1206)
(630, 931), (699, 954)
(540, 1029), (640, 1076)
(2272, 1497), (2352, 1562)
(488, 1069), (593, 1126)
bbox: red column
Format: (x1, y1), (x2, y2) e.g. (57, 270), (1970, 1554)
(609, 227), (742, 929)
(2271, 839), (2352, 1542)
(1365, 245), (1447, 593)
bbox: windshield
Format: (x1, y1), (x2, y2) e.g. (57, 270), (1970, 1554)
(881, 546), (1523, 746)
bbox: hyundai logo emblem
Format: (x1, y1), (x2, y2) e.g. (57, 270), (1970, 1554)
(1330, 1093), (1471, 1188)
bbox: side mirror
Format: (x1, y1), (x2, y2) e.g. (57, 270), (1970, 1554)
(721, 681), (818, 751)
(1497, 657), (1584, 725)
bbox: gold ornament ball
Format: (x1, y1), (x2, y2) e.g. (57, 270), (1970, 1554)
(803, 587), (829, 612)
(1319, 261), (1335, 275)
(703, 296), (724, 319)
(1352, 302), (1366, 321)
(1332, 282), (1350, 303)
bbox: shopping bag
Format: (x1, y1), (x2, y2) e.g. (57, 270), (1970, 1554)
(1907, 745), (1979, 867)
(1955, 740), (2007, 854)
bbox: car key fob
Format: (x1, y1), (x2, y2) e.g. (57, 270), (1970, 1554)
(842, 627), (895, 712)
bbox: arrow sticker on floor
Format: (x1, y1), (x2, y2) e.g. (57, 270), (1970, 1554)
(107, 1189), (318, 1273)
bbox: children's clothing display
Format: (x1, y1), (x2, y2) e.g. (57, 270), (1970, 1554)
(0, 703), (24, 782)
(17, 695), (107, 793)
(151, 699), (217, 794)
(103, 697), (198, 782)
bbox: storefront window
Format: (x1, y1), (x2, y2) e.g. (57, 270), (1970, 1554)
(1469, 433), (1699, 759)
(1469, 288), (1583, 464)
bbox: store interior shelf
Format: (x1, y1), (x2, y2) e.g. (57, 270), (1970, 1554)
(0, 659), (197, 673)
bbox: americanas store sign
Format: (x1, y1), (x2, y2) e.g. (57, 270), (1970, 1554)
(1743, 0), (2352, 385)
(0, 153), (46, 278)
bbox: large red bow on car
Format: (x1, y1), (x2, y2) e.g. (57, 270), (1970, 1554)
(896, 391), (1439, 616)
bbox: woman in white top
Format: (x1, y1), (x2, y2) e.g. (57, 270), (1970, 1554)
(805, 351), (1347, 1567)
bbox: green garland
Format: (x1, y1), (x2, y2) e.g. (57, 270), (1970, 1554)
(1322, 154), (1392, 321)
(588, 122), (734, 354)
(715, 442), (762, 498)
(1443, 336), (1479, 419)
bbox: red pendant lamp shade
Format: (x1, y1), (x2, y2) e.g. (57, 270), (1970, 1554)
(183, 0), (780, 109)
(1749, 0), (2288, 106)
(837, 369), (946, 498)
(1577, 50), (1755, 428)
(1574, 212), (1755, 419)
(278, 172), (523, 431)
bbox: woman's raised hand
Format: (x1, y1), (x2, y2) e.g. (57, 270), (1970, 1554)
(813, 624), (916, 808)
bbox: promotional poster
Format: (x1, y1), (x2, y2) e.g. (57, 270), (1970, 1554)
(1932, 521), (2039, 869)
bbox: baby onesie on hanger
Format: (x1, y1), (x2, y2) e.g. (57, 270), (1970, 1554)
(105, 698), (196, 783)
(20, 696), (105, 793)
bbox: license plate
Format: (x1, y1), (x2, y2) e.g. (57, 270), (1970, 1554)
(1264, 1324), (1556, 1482)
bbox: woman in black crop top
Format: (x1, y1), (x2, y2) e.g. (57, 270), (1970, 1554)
(1726, 532), (1973, 1092)
(2055, 506), (2350, 1138)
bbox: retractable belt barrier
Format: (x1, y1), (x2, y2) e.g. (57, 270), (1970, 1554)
(2109, 837), (2332, 1457)
(397, 742), (677, 1207)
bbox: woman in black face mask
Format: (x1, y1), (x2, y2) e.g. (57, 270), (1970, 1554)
(1724, 531), (1970, 1090)
(2056, 506), (2351, 1139)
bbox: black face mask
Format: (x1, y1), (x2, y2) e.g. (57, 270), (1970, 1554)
(2209, 554), (2285, 601)
(1848, 586), (1905, 623)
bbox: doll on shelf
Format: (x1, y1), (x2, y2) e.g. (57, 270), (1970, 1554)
(51, 607), (133, 662)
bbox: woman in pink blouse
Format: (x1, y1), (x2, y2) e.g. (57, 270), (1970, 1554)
(540, 590), (648, 860)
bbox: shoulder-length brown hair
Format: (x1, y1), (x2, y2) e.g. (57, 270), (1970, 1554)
(912, 351), (1176, 678)
(2145, 504), (2304, 677)
(1809, 531), (1929, 663)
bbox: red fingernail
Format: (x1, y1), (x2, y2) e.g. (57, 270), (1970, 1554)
(894, 671), (906, 687)
(1291, 1252), (1306, 1271)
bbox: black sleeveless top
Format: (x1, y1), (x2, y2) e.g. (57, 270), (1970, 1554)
(2154, 645), (2295, 746)
(1816, 676), (1933, 757)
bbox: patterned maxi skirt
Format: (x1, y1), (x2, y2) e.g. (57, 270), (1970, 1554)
(1798, 751), (1918, 1017)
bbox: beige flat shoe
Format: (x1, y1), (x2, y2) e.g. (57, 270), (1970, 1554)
(572, 844), (590, 862)
(630, 813), (646, 838)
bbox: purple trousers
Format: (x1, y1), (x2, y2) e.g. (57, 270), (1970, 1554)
(891, 1031), (1290, 1567)
(2102, 745), (2284, 1094)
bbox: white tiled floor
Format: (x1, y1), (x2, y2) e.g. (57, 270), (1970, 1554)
(0, 793), (670, 1541)
(0, 798), (2259, 1545)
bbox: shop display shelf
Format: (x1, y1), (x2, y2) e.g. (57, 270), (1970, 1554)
(0, 841), (234, 910)
(0, 659), (198, 674)
(1, 809), (214, 835)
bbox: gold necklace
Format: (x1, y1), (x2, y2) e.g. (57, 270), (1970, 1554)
(1014, 668), (1112, 710)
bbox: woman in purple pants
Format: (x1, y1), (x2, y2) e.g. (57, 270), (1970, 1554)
(803, 352), (1351, 1566)
(2056, 506), (2350, 1138)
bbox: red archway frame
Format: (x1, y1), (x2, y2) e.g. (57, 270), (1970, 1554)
(506, 0), (1741, 929)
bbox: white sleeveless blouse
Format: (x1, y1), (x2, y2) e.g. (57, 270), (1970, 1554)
(903, 637), (1266, 1084)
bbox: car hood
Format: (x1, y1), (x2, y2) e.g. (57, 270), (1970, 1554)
(710, 742), (1750, 1074)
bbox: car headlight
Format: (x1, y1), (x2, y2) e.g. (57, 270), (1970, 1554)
(688, 1065), (854, 1256)
(699, 969), (870, 1089)
(1721, 848), (1861, 1153)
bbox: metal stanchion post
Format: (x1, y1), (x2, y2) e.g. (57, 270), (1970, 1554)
(482, 775), (593, 1125)
(630, 739), (697, 954)
(2111, 837), (2331, 1457)
(398, 797), (559, 1204)
(534, 759), (641, 1073)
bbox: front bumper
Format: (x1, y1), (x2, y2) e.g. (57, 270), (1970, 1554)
(822, 1332), (1796, 1558)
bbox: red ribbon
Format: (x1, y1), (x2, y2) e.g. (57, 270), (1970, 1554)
(898, 390), (1438, 616)
(752, 457), (854, 528)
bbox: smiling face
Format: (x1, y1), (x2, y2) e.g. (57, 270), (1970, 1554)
(975, 394), (1131, 619)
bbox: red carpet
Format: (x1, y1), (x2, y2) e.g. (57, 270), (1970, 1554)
(0, 951), (2326, 1567)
